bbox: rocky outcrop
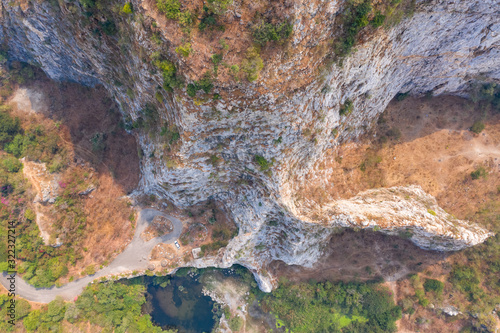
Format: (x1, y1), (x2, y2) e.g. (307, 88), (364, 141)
(21, 158), (60, 245)
(1, 0), (497, 290)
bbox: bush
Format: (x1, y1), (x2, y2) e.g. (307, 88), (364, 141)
(160, 125), (180, 144)
(205, 0), (232, 15)
(198, 6), (221, 31)
(229, 315), (243, 331)
(339, 99), (354, 115)
(1, 156), (22, 173)
(154, 59), (182, 91)
(471, 121), (485, 134)
(450, 265), (480, 294)
(423, 279), (444, 294)
(334, 0), (372, 59)
(175, 43), (192, 57)
(25, 208), (36, 221)
(371, 12), (386, 27)
(0, 109), (21, 145)
(156, 0), (180, 19)
(254, 154), (272, 171)
(252, 20), (293, 45)
(121, 2), (133, 14)
(470, 166), (486, 180)
(100, 20), (117, 36)
(187, 72), (214, 97)
(178, 11), (194, 31)
(396, 91), (410, 101)
(241, 47), (264, 82)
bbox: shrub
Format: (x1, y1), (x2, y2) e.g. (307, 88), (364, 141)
(229, 316), (243, 331)
(198, 6), (220, 31)
(254, 154), (272, 171)
(187, 83), (197, 97)
(450, 265), (480, 294)
(84, 264), (96, 276)
(121, 2), (133, 14)
(252, 20), (293, 45)
(470, 166), (486, 180)
(178, 11), (194, 31)
(90, 133), (106, 152)
(211, 53), (223, 66)
(156, 0), (180, 19)
(154, 59), (182, 91)
(205, 0), (232, 15)
(423, 279), (444, 294)
(100, 20), (117, 36)
(187, 72), (214, 97)
(339, 99), (354, 115)
(395, 91), (410, 101)
(5, 133), (26, 157)
(334, 0), (372, 59)
(175, 43), (192, 57)
(79, 0), (95, 9)
(241, 47), (264, 82)
(0, 109), (21, 144)
(386, 127), (401, 140)
(1, 156), (22, 173)
(25, 208), (36, 221)
(471, 121), (485, 134)
(160, 125), (180, 144)
(371, 12), (386, 27)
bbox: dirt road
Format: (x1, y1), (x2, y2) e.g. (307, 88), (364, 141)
(0, 208), (182, 303)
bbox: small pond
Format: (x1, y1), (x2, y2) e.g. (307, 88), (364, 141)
(140, 271), (217, 333)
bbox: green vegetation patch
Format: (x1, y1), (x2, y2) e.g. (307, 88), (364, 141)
(252, 20), (293, 45)
(154, 59), (183, 92)
(423, 278), (444, 295)
(187, 72), (214, 97)
(21, 282), (172, 332)
(339, 98), (354, 116)
(241, 47), (264, 82)
(261, 280), (401, 332)
(470, 166), (487, 180)
(334, 0), (415, 61)
(254, 154), (272, 171)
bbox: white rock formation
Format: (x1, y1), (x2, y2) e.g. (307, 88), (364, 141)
(1, 0), (497, 289)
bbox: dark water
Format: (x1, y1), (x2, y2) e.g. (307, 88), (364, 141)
(142, 271), (217, 333)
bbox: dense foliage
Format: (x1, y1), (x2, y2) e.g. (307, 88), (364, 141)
(19, 282), (175, 332)
(0, 104), (81, 288)
(334, 0), (415, 61)
(262, 280), (401, 332)
(252, 20), (293, 45)
(186, 72), (214, 97)
(154, 59), (183, 92)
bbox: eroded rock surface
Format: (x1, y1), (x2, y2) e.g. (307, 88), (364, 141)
(1, 0), (497, 290)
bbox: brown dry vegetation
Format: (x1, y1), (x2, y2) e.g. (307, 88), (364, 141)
(2, 63), (140, 283)
(18, 70), (140, 193)
(297, 95), (500, 225)
(283, 94), (500, 332)
(138, 194), (238, 270)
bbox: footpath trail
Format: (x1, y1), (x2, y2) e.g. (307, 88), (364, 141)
(0, 208), (183, 303)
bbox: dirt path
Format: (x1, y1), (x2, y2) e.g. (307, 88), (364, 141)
(0, 208), (183, 303)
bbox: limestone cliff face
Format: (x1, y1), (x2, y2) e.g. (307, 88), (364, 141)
(1, 0), (497, 290)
